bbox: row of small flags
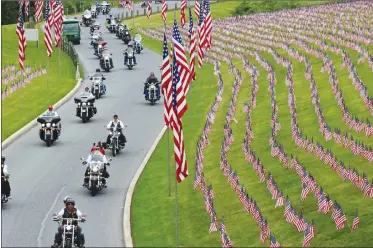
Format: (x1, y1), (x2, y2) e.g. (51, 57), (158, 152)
(1, 67), (47, 100)
(15, 0), (64, 71)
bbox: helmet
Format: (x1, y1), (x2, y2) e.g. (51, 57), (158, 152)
(48, 105), (53, 111)
(96, 68), (100, 72)
(113, 114), (118, 119)
(63, 196), (72, 204)
(65, 197), (75, 205)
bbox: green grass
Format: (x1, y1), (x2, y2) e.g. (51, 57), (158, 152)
(1, 24), (79, 141)
(130, 0), (373, 247)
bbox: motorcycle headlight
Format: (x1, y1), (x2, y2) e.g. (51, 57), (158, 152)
(52, 123), (56, 127)
(87, 102), (90, 105)
(109, 131), (112, 135)
(41, 124), (45, 127)
(46, 123), (51, 128)
(98, 45), (102, 48)
(92, 167), (98, 173)
(78, 103), (81, 106)
(66, 225), (72, 231)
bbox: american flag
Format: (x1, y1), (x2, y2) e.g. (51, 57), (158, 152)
(171, 51), (188, 183)
(188, 7), (193, 39)
(16, 0), (26, 70)
(180, 0), (187, 28)
(146, 0), (151, 19)
(44, 0), (54, 57)
(54, 0), (64, 47)
(119, 0), (126, 7)
(126, 0), (133, 11)
(270, 233), (281, 248)
(194, 0), (200, 18)
(161, 0), (167, 22)
(172, 18), (190, 118)
(188, 8), (196, 86)
(197, 1), (205, 68)
(24, 0), (29, 16)
(34, 0), (44, 23)
(352, 209), (359, 230)
(203, 0), (212, 50)
(161, 32), (173, 128)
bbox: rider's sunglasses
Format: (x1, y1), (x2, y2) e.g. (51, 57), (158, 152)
(66, 203), (74, 206)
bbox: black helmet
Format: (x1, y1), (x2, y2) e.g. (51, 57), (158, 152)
(96, 68), (100, 72)
(65, 197), (75, 205)
(113, 114), (118, 118)
(1, 155), (5, 163)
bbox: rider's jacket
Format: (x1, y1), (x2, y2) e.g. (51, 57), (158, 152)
(57, 207), (83, 226)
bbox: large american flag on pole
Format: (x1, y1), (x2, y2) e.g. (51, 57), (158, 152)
(172, 50), (188, 183)
(188, 8), (196, 85)
(16, 0), (26, 70)
(194, 0), (200, 18)
(146, 0), (151, 19)
(126, 0), (133, 11)
(203, 0), (212, 50)
(172, 18), (190, 119)
(24, 0), (29, 16)
(180, 0), (187, 28)
(34, 0), (44, 23)
(44, 0), (54, 57)
(161, 0), (167, 22)
(54, 0), (64, 47)
(197, 2), (205, 68)
(161, 32), (173, 128)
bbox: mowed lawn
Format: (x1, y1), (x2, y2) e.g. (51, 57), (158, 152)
(129, 1), (373, 247)
(1, 24), (80, 141)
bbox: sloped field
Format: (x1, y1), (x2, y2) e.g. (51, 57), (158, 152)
(132, 1), (373, 246)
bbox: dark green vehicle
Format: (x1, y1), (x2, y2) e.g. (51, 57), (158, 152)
(62, 19), (81, 44)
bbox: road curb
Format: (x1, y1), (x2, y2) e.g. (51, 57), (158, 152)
(1, 78), (83, 149)
(123, 125), (168, 247)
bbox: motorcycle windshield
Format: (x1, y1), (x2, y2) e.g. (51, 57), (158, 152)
(88, 153), (105, 162)
(84, 10), (92, 18)
(134, 34), (142, 42)
(110, 20), (117, 25)
(127, 48), (134, 54)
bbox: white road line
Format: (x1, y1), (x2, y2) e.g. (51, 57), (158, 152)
(37, 186), (66, 247)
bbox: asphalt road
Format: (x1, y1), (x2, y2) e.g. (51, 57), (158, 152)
(1, 5), (169, 247)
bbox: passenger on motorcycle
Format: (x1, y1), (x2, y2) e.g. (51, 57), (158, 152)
(83, 150), (110, 187)
(123, 42), (137, 66)
(91, 68), (107, 92)
(90, 142), (105, 154)
(144, 72), (161, 100)
(1, 156), (11, 198)
(76, 87), (98, 117)
(106, 114), (127, 146)
(51, 197), (85, 248)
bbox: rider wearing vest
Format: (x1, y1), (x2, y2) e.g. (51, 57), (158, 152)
(51, 197), (85, 248)
(1, 155), (11, 198)
(105, 114), (127, 146)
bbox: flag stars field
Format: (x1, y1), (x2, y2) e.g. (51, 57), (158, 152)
(130, 0), (373, 247)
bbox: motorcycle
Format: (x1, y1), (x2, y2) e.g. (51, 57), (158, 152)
(52, 214), (86, 248)
(124, 48), (135, 70)
(91, 7), (97, 18)
(95, 44), (104, 59)
(1, 175), (11, 204)
(107, 19), (117, 33)
(36, 114), (61, 147)
(100, 52), (112, 72)
(106, 126), (126, 156)
(116, 24), (124, 38)
(90, 24), (100, 36)
(82, 10), (92, 27)
(74, 94), (96, 123)
(91, 77), (106, 99)
(121, 29), (132, 44)
(81, 154), (112, 196)
(146, 82), (159, 105)
(90, 32), (102, 46)
(133, 34), (143, 54)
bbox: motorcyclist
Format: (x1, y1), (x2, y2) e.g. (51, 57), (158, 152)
(1, 156), (11, 198)
(90, 21), (100, 34)
(51, 197), (85, 248)
(82, 150), (110, 187)
(76, 87), (98, 117)
(90, 142), (105, 154)
(93, 39), (106, 56)
(91, 68), (107, 92)
(44, 105), (62, 134)
(123, 42), (137, 66)
(106, 114), (127, 146)
(144, 72), (161, 100)
(99, 50), (114, 69)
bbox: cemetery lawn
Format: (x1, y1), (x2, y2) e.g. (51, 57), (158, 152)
(127, 1), (364, 247)
(1, 24), (82, 142)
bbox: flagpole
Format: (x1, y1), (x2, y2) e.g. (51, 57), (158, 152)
(172, 10), (179, 247)
(164, 20), (171, 198)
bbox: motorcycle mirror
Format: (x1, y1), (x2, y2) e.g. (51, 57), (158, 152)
(80, 157), (85, 161)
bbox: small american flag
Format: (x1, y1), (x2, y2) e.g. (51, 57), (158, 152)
(352, 209), (359, 230)
(270, 233), (281, 248)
